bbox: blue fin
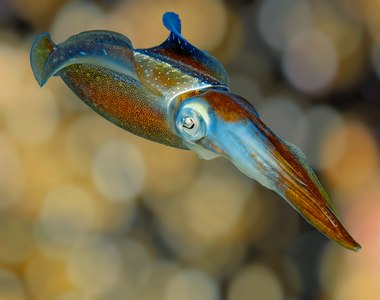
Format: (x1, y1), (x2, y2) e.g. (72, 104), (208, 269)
(163, 12), (182, 37)
(142, 12), (229, 86)
(30, 32), (56, 86)
(30, 30), (138, 87)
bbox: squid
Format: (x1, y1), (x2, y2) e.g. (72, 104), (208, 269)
(30, 12), (360, 251)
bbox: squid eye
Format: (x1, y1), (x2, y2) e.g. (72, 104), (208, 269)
(175, 107), (206, 142)
(183, 116), (195, 130)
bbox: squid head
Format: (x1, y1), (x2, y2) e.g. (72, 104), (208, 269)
(30, 12), (360, 251)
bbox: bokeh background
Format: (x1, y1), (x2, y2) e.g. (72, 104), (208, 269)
(0, 0), (380, 299)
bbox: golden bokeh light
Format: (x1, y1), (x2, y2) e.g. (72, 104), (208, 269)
(181, 161), (254, 242)
(302, 105), (345, 170)
(67, 236), (122, 296)
(117, 238), (154, 290)
(283, 29), (338, 94)
(134, 260), (180, 300)
(64, 113), (126, 176)
(258, 0), (312, 52)
(154, 159), (255, 258)
(0, 133), (24, 210)
(310, 1), (367, 90)
(0, 268), (27, 300)
(340, 178), (380, 270)
(181, 242), (248, 279)
(0, 212), (34, 264)
(3, 82), (60, 145)
(50, 1), (107, 42)
(137, 138), (200, 201)
(36, 184), (98, 257)
(25, 250), (74, 300)
(0, 40), (24, 104)
(321, 121), (379, 192)
(165, 269), (220, 300)
(56, 291), (93, 300)
(259, 95), (306, 146)
(229, 74), (262, 108)
(319, 243), (345, 296)
(10, 0), (68, 29)
(227, 263), (284, 300)
(91, 139), (145, 202)
(332, 268), (380, 300)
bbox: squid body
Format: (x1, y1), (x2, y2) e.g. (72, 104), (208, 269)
(30, 12), (360, 251)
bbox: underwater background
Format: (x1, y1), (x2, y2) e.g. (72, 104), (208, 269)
(0, 0), (380, 299)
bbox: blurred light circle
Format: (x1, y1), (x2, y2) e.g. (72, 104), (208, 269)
(51, 1), (106, 42)
(0, 41), (23, 103)
(10, 0), (68, 29)
(228, 264), (284, 300)
(0, 213), (34, 264)
(362, 0), (380, 44)
(258, 0), (312, 51)
(259, 96), (306, 146)
(91, 139), (145, 202)
(302, 105), (345, 170)
(281, 257), (302, 295)
(25, 251), (73, 300)
(97, 282), (135, 300)
(165, 269), (220, 300)
(19, 143), (75, 217)
(182, 160), (254, 241)
(65, 114), (126, 176)
(118, 238), (153, 289)
(0, 268), (27, 300)
(68, 236), (122, 296)
(228, 74), (262, 107)
(137, 137), (200, 201)
(213, 11), (243, 63)
(136, 260), (180, 300)
(154, 160), (255, 272)
(312, 1), (364, 60)
(37, 184), (97, 248)
(177, 242), (248, 280)
(252, 190), (300, 253)
(283, 30), (338, 94)
(3, 83), (59, 145)
(0, 134), (24, 209)
(319, 243), (344, 295)
(56, 291), (92, 300)
(333, 269), (380, 300)
(305, 1), (366, 90)
(321, 121), (379, 191)
(340, 180), (380, 271)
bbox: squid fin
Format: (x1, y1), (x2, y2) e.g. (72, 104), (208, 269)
(30, 30), (138, 87)
(143, 12), (229, 86)
(30, 32), (56, 86)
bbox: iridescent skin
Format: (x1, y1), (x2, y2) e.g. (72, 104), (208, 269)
(30, 12), (360, 251)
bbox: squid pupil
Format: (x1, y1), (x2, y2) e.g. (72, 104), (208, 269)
(183, 117), (195, 130)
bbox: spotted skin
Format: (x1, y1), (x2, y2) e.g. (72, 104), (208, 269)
(59, 63), (184, 148)
(30, 12), (360, 251)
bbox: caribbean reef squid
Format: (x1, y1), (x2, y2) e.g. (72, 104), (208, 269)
(30, 12), (360, 251)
